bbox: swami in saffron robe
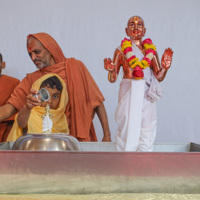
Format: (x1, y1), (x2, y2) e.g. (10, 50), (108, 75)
(0, 75), (20, 142)
(7, 33), (104, 141)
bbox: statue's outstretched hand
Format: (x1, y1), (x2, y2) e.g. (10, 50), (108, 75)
(161, 48), (173, 69)
(104, 58), (115, 72)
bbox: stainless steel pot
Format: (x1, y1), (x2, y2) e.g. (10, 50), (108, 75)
(12, 134), (82, 151)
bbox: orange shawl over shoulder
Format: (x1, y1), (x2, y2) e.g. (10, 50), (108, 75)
(7, 33), (104, 141)
(0, 75), (20, 142)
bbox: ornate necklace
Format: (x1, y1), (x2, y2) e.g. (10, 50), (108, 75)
(121, 38), (156, 79)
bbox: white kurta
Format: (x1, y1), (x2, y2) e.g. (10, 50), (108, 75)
(115, 43), (163, 152)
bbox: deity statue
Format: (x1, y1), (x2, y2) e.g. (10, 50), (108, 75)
(104, 16), (173, 152)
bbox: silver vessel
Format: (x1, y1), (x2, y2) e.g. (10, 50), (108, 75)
(11, 133), (82, 151)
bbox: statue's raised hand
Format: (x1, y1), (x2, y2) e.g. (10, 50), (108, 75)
(104, 58), (115, 72)
(161, 48), (173, 69)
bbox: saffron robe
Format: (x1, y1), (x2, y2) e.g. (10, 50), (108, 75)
(7, 33), (104, 141)
(0, 75), (20, 142)
(7, 74), (69, 142)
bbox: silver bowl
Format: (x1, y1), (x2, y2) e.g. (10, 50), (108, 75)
(12, 134), (82, 151)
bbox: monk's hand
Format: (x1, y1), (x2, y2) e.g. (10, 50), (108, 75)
(102, 135), (111, 142)
(161, 48), (173, 69)
(104, 58), (115, 72)
(25, 89), (41, 110)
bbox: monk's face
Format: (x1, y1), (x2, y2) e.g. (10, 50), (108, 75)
(0, 60), (5, 76)
(126, 16), (146, 40)
(40, 86), (61, 110)
(0, 61), (2, 75)
(27, 37), (55, 69)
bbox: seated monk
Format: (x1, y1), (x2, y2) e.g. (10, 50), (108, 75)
(0, 53), (20, 142)
(0, 33), (111, 142)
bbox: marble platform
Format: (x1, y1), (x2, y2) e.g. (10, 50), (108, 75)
(0, 142), (200, 194)
(0, 141), (191, 152)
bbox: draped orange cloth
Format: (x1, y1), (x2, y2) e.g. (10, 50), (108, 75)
(7, 33), (104, 141)
(0, 75), (20, 142)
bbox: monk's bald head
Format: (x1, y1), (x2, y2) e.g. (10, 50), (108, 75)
(0, 53), (2, 63)
(127, 16), (145, 27)
(0, 53), (5, 75)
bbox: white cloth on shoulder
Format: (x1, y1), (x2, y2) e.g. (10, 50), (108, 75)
(117, 42), (163, 101)
(147, 73), (163, 103)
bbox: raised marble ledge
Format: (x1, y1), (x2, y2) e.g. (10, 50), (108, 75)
(0, 141), (191, 152)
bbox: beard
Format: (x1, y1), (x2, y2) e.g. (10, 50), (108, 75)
(34, 59), (48, 69)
